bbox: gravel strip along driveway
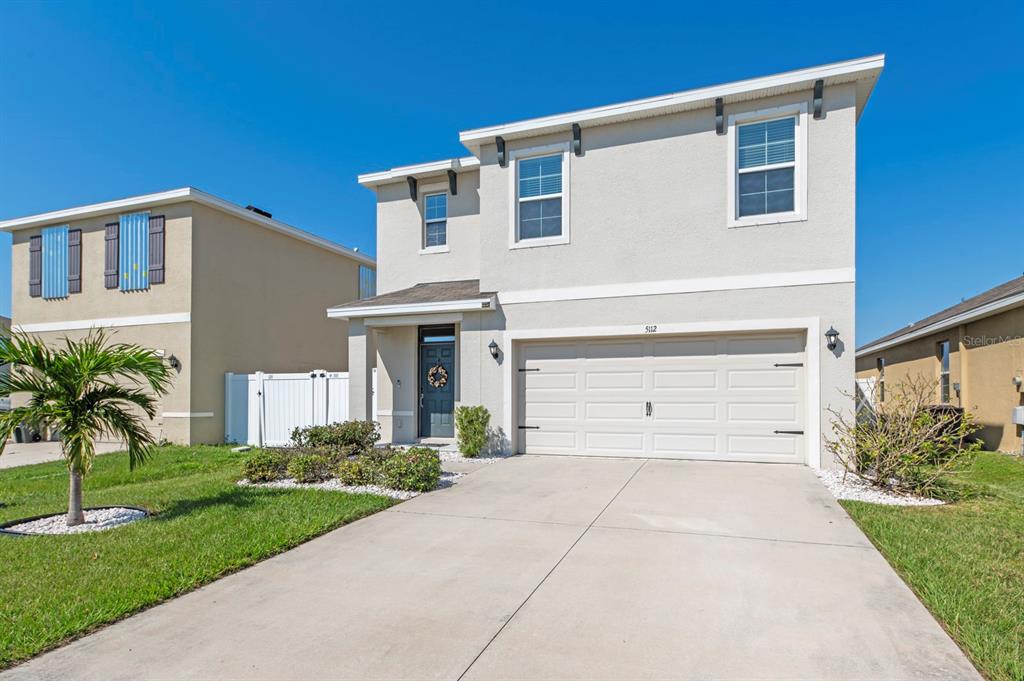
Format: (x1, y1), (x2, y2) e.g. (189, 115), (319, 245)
(815, 469), (945, 506)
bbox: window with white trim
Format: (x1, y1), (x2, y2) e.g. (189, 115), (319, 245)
(423, 193), (447, 248)
(937, 340), (951, 403)
(736, 117), (796, 218)
(517, 153), (562, 240)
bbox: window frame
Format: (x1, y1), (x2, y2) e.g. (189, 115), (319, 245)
(726, 103), (808, 229)
(508, 142), (571, 249)
(420, 191), (449, 254)
(937, 340), (951, 403)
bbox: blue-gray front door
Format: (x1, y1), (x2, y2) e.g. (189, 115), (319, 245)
(419, 336), (455, 438)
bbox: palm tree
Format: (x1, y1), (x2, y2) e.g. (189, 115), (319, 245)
(0, 330), (173, 526)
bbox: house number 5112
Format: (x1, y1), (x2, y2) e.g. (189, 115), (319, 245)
(644, 325), (658, 334)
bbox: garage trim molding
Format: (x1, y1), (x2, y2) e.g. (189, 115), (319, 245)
(502, 316), (822, 468)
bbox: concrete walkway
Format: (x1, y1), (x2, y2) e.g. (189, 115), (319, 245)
(0, 441), (124, 469)
(3, 456), (980, 680)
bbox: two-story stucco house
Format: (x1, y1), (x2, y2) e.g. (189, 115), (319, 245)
(330, 55), (885, 468)
(1, 188), (376, 445)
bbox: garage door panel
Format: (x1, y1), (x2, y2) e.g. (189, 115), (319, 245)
(585, 431), (645, 453)
(727, 368), (799, 390)
(526, 372), (577, 390)
(586, 402), (646, 420)
(652, 370), (717, 390)
(651, 432), (719, 457)
(518, 333), (805, 463)
(727, 402), (799, 423)
(525, 401), (577, 419)
(586, 371), (644, 390)
(651, 402), (718, 422)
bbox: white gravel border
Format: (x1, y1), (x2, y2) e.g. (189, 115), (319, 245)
(3, 507), (147, 535)
(239, 471), (464, 500)
(816, 469), (945, 506)
(436, 449), (514, 465)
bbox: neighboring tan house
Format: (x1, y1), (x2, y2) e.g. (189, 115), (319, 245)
(329, 55), (885, 469)
(857, 275), (1024, 454)
(0, 188), (376, 444)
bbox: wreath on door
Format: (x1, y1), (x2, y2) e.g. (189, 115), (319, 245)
(427, 363), (449, 388)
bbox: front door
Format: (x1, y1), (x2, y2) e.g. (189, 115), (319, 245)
(419, 325), (456, 438)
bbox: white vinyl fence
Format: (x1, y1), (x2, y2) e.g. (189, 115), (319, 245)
(225, 371), (350, 446)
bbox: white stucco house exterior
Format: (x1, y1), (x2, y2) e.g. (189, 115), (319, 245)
(330, 55), (885, 468)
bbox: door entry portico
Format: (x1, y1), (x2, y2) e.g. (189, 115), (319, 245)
(419, 325), (455, 438)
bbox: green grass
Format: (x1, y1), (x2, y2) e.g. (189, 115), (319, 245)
(0, 445), (394, 669)
(842, 451), (1024, 681)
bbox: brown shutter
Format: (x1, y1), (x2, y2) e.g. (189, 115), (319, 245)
(29, 235), (42, 297)
(148, 215), (165, 284)
(104, 222), (119, 289)
(68, 229), (82, 294)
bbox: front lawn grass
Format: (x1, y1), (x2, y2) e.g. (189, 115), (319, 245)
(843, 451), (1024, 681)
(0, 445), (394, 669)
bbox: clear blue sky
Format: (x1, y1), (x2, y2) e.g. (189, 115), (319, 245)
(1, 1), (1021, 344)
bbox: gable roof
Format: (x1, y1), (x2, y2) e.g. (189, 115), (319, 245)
(857, 275), (1024, 356)
(0, 187), (375, 267)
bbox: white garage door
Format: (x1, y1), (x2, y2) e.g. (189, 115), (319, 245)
(517, 333), (806, 463)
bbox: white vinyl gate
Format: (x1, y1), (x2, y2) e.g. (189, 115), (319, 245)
(224, 371), (350, 446)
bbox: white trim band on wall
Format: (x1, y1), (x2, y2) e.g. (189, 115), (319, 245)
(376, 410), (414, 417)
(15, 312), (191, 334)
(162, 412), (214, 418)
(498, 268), (855, 305)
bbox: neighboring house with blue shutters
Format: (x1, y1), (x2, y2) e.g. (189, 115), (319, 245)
(2, 188), (375, 444)
(332, 55), (883, 468)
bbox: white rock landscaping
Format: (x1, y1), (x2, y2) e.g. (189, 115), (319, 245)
(239, 471), (464, 500)
(816, 469), (945, 506)
(2, 507), (148, 535)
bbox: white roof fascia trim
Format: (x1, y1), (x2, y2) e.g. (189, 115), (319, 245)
(856, 291), (1024, 357)
(358, 156), (480, 188)
(0, 187), (375, 267)
(327, 296), (494, 319)
(459, 54), (885, 148)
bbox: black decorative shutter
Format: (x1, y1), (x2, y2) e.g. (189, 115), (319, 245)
(104, 222), (119, 289)
(148, 215), (165, 284)
(68, 229), (82, 293)
(28, 235), (42, 297)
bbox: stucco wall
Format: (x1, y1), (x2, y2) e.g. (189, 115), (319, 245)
(375, 171), (481, 294)
(188, 204), (366, 443)
(857, 306), (1024, 452)
(11, 203), (193, 324)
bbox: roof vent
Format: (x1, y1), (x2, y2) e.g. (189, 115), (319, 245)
(245, 205), (272, 219)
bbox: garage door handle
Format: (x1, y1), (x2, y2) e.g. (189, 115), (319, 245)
(518, 425), (539, 430)
(645, 401), (652, 416)
(774, 363), (803, 367)
(773, 430), (804, 435)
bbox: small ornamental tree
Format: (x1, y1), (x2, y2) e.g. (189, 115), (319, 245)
(0, 331), (173, 525)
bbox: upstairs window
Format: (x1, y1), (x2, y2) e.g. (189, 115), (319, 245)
(105, 212), (165, 291)
(727, 104), (806, 228)
(737, 117), (795, 217)
(517, 153), (563, 240)
(359, 265), (376, 299)
(423, 193), (447, 249)
(29, 225), (81, 299)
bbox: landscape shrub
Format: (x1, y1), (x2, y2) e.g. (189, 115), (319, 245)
(335, 458), (378, 486)
(827, 375), (982, 499)
(380, 447), (442, 492)
(242, 450), (290, 482)
(290, 420), (380, 456)
(286, 453), (332, 483)
(455, 405), (490, 457)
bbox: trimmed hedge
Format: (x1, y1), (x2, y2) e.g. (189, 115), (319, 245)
(242, 450), (289, 482)
(380, 447), (442, 492)
(290, 420), (380, 456)
(286, 453), (332, 483)
(455, 405), (490, 457)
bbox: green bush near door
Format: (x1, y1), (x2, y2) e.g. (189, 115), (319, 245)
(455, 405), (490, 457)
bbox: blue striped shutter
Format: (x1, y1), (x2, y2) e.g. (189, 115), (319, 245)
(119, 212), (150, 291)
(41, 226), (70, 299)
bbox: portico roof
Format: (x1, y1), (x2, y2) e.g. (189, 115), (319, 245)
(327, 279), (495, 320)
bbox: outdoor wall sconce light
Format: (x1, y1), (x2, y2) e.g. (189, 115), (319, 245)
(1013, 375), (1022, 390)
(825, 326), (840, 351)
(488, 340), (500, 360)
(166, 354), (181, 371)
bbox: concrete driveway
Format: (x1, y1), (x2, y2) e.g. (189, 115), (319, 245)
(4, 456), (979, 680)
